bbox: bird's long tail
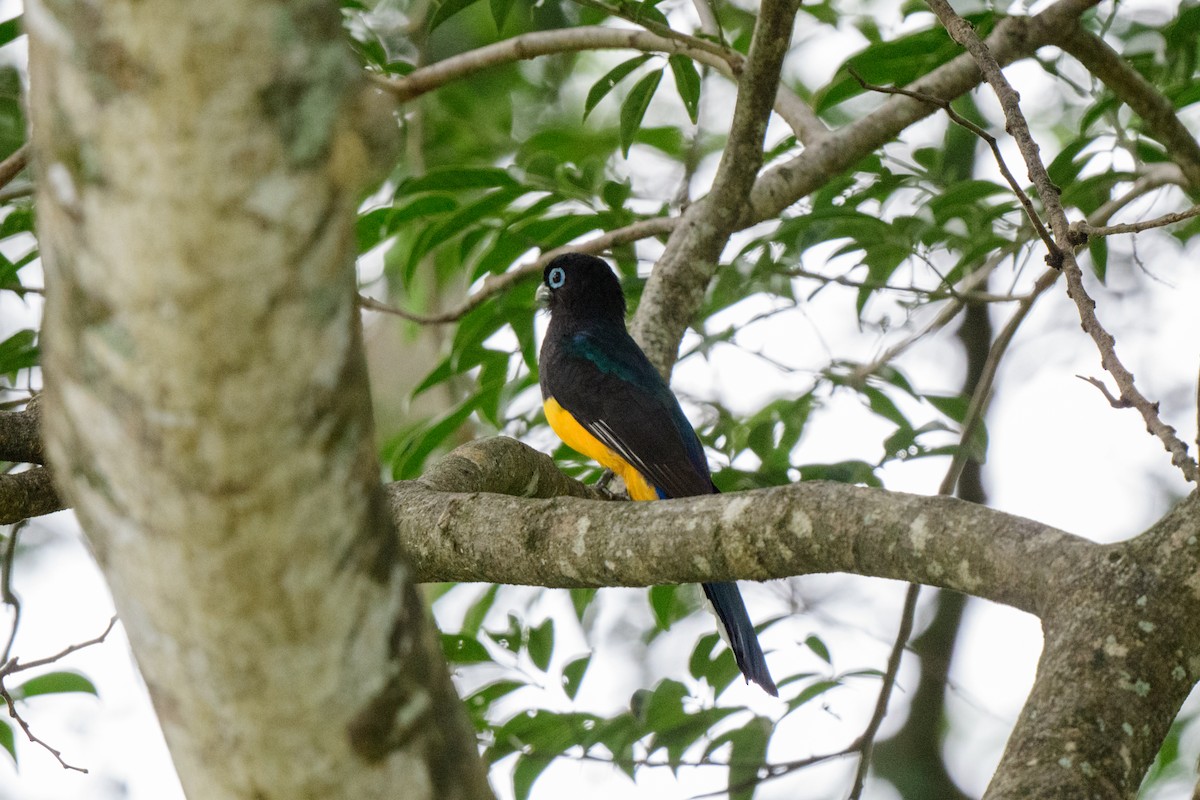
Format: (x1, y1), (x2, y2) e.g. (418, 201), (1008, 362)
(702, 581), (777, 696)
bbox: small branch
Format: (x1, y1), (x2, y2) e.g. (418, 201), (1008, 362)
(1076, 375), (1133, 408)
(372, 27), (739, 102)
(848, 68), (1056, 254)
(1, 521), (23, 666)
(787, 265), (1022, 303)
(0, 684), (87, 772)
(847, 583), (920, 800)
(1087, 164), (1186, 228)
(1, 615), (118, 675)
(1072, 203), (1200, 240)
(359, 217), (675, 324)
(0, 468), (65, 525)
(848, 253), (1007, 385)
(0, 145), (28, 194)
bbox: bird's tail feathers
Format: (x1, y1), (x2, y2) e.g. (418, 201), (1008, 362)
(702, 582), (778, 696)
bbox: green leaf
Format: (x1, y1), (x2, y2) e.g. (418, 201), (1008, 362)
(688, 632), (741, 695)
(441, 633), (493, 664)
(799, 461), (881, 486)
(396, 167), (517, 196)
(789, 678), (840, 711)
(490, 0), (515, 30)
(727, 716), (772, 800)
(804, 634), (832, 664)
(0, 720), (12, 765)
(1088, 235), (1108, 283)
(527, 618), (555, 671)
(668, 55), (701, 124)
(924, 393), (970, 423)
(562, 655), (590, 700)
(0, 329), (37, 377)
(648, 584), (688, 631)
(429, 0), (483, 32)
(13, 671), (98, 700)
(569, 588), (598, 621)
(619, 69), (664, 158)
(0, 16), (22, 50)
(488, 613), (524, 653)
(584, 55), (653, 119)
(462, 584), (500, 637)
(512, 754), (551, 800)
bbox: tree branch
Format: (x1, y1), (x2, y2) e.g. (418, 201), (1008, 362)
(631, 0), (800, 374)
(391, 437), (1089, 617)
(0, 468), (64, 525)
(0, 396), (43, 465)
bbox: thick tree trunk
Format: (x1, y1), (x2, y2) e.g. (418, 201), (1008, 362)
(26, 1), (490, 798)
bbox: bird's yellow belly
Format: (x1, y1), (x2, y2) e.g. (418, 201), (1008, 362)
(543, 397), (659, 501)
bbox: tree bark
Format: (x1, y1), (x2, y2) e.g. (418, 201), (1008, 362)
(26, 1), (490, 798)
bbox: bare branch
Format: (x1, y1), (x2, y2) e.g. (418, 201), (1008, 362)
(1074, 203), (1200, 239)
(937, 267), (1061, 496)
(1076, 374), (1133, 408)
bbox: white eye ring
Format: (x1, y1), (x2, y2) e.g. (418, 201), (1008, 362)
(547, 267), (566, 289)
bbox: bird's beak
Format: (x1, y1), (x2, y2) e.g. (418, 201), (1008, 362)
(535, 284), (551, 307)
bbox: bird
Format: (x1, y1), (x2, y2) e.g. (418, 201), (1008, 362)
(537, 252), (778, 696)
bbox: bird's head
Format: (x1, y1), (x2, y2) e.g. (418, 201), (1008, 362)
(538, 253), (628, 322)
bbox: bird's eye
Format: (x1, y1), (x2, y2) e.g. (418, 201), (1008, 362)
(547, 267), (566, 289)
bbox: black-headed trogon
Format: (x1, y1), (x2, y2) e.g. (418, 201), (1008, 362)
(537, 252), (778, 696)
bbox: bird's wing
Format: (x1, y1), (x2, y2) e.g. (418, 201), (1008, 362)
(547, 329), (714, 499)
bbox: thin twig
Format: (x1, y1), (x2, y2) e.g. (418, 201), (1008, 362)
(938, 267), (1061, 496)
(1, 521), (23, 665)
(847, 583), (921, 799)
(848, 68), (1056, 255)
(788, 265), (1022, 303)
(849, 250), (1010, 384)
(1073, 204), (1200, 239)
(2, 615), (118, 675)
(0, 685), (87, 772)
(1076, 375), (1133, 408)
(0, 284), (44, 295)
(359, 217), (675, 324)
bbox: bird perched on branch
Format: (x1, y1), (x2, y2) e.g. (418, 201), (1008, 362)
(537, 252), (777, 696)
